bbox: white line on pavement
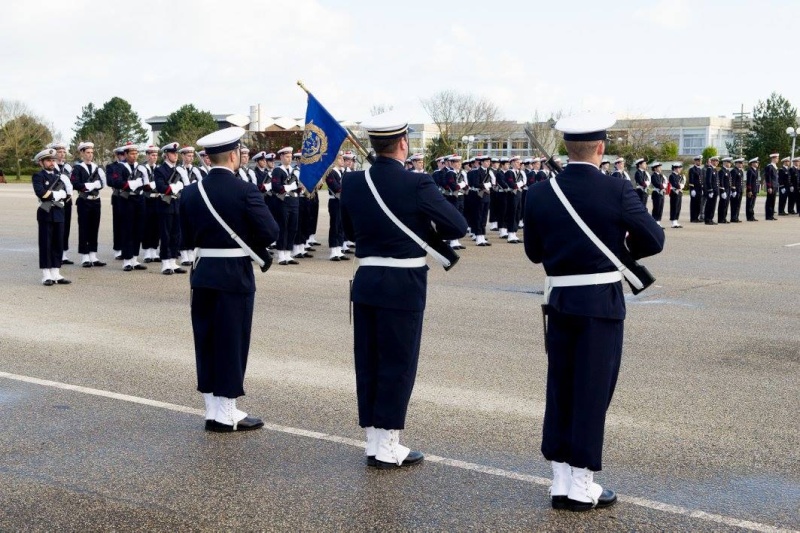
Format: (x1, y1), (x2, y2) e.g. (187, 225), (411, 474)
(0, 371), (795, 533)
(784, 242), (800, 247)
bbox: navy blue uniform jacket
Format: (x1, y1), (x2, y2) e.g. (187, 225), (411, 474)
(341, 156), (468, 311)
(524, 163), (665, 320)
(179, 168), (279, 294)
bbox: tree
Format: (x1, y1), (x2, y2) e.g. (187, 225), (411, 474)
(71, 97), (148, 163)
(159, 104), (218, 148)
(425, 136), (451, 172)
(420, 90), (510, 153)
(702, 146), (718, 161)
(744, 92), (798, 164)
(524, 110), (566, 157)
(606, 118), (677, 163)
(0, 100), (53, 179)
(660, 141), (679, 161)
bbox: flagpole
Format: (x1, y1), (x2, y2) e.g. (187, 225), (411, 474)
(296, 80), (372, 161)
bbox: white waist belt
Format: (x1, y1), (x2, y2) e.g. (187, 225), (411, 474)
(359, 256), (426, 268)
(194, 247), (248, 258)
(544, 271), (623, 304)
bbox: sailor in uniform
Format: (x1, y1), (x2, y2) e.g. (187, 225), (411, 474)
(599, 159), (610, 176)
(153, 142), (188, 274)
(341, 151), (357, 254)
(778, 156), (791, 215)
(69, 142), (107, 268)
(688, 156), (704, 222)
(139, 145), (161, 262)
(467, 155), (492, 246)
(179, 126), (279, 432)
(729, 158), (745, 223)
(50, 142), (74, 265)
(271, 147), (300, 265)
(236, 147), (257, 184)
(717, 157), (733, 223)
(523, 112), (664, 511)
(325, 152), (350, 261)
(443, 155), (467, 249)
(504, 156), (524, 243)
(764, 153), (779, 220)
(494, 157), (510, 238)
(410, 152), (425, 173)
(668, 162), (684, 228)
(107, 143), (148, 271)
(649, 162), (665, 226)
(32, 148), (71, 286)
(198, 150), (211, 180)
(610, 157), (628, 180)
(703, 156), (720, 225)
(340, 111), (468, 468)
(292, 152), (315, 258)
(790, 157), (800, 215)
(633, 158), (649, 206)
(109, 146), (127, 260)
(745, 157), (760, 221)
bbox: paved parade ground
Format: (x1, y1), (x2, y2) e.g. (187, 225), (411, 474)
(0, 183), (798, 532)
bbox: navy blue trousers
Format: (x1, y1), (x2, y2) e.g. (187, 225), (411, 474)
(353, 303), (424, 430)
(119, 196), (145, 260)
(76, 197), (101, 254)
(159, 211), (180, 259)
(327, 198), (343, 247)
(142, 197), (161, 249)
(542, 309), (623, 471)
(38, 219), (63, 269)
(192, 288), (255, 398)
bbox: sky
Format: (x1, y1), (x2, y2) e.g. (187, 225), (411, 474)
(3, 0), (799, 143)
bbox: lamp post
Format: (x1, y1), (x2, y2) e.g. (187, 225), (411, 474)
(461, 135), (475, 159)
(787, 126), (797, 162)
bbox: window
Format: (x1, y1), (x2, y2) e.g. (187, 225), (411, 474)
(681, 132), (706, 155)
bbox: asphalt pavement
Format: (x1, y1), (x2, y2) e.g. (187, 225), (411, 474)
(0, 184), (797, 532)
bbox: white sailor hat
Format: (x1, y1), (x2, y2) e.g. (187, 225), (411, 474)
(77, 141), (94, 151)
(769, 153), (779, 158)
(781, 156), (791, 162)
(449, 155), (462, 162)
(179, 145), (195, 154)
(521, 158), (531, 164)
(277, 146), (293, 155)
(145, 145), (159, 153)
(47, 141), (68, 150)
(197, 150), (206, 157)
(614, 157), (625, 164)
(361, 110), (412, 139)
(509, 155), (521, 162)
(634, 158), (646, 165)
(239, 146), (250, 155)
(292, 151), (302, 158)
(33, 148), (57, 163)
(410, 153), (424, 161)
(491, 157), (499, 163)
(749, 157), (759, 164)
(721, 156), (733, 163)
(600, 159), (610, 165)
(252, 151), (267, 161)
(435, 155), (446, 162)
(693, 155), (702, 160)
(196, 127), (245, 155)
(161, 142), (180, 153)
(116, 142), (138, 153)
(265, 152), (275, 161)
(672, 162), (683, 169)
(499, 156), (510, 163)
(550, 156), (562, 165)
(733, 158), (744, 163)
(530, 157), (540, 163)
(343, 150), (355, 160)
(114, 145), (127, 154)
(708, 155), (719, 161)
(650, 161), (662, 168)
(555, 112), (615, 142)
(793, 157), (800, 162)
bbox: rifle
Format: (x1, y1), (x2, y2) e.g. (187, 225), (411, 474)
(38, 171), (66, 213)
(344, 126), (460, 271)
(161, 164), (182, 204)
(523, 126), (563, 175)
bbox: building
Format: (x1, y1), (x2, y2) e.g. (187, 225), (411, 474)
(145, 114), (250, 145)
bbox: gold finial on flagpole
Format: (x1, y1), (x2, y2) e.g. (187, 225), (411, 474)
(297, 80), (310, 94)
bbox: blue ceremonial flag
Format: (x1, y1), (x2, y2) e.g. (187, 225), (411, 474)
(298, 92), (348, 192)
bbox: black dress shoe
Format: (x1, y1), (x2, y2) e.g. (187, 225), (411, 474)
(61, 259), (74, 265)
(133, 264), (147, 270)
(565, 489), (617, 512)
(278, 260), (288, 266)
(551, 495), (569, 510)
(296, 252), (314, 258)
(329, 256), (341, 262)
(287, 259), (299, 265)
(143, 257), (153, 263)
(338, 255), (350, 261)
(114, 255), (123, 261)
(42, 279), (55, 286)
(82, 261), (92, 268)
(342, 249), (354, 254)
(206, 416), (264, 432)
(162, 269), (173, 275)
(366, 455), (377, 467)
(173, 267), (187, 274)
(308, 242), (322, 247)
(123, 265), (133, 272)
(55, 278), (72, 285)
(181, 260), (193, 266)
(374, 450), (424, 469)
(92, 261), (106, 267)
(153, 257), (162, 262)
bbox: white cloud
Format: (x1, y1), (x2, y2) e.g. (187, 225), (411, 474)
(633, 0), (691, 30)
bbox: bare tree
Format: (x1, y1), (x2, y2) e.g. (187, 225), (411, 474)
(524, 110), (566, 156)
(369, 103), (394, 116)
(420, 90), (507, 152)
(606, 117), (678, 162)
(0, 99), (53, 178)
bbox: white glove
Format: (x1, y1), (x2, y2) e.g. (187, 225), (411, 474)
(731, 191), (737, 198)
(709, 192), (715, 199)
(780, 187), (786, 194)
(721, 192), (727, 200)
(52, 190), (67, 201)
(128, 178), (143, 190)
(93, 179), (103, 190)
(791, 187), (795, 192)
(690, 190), (696, 198)
(84, 181), (96, 192)
(170, 181), (184, 193)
